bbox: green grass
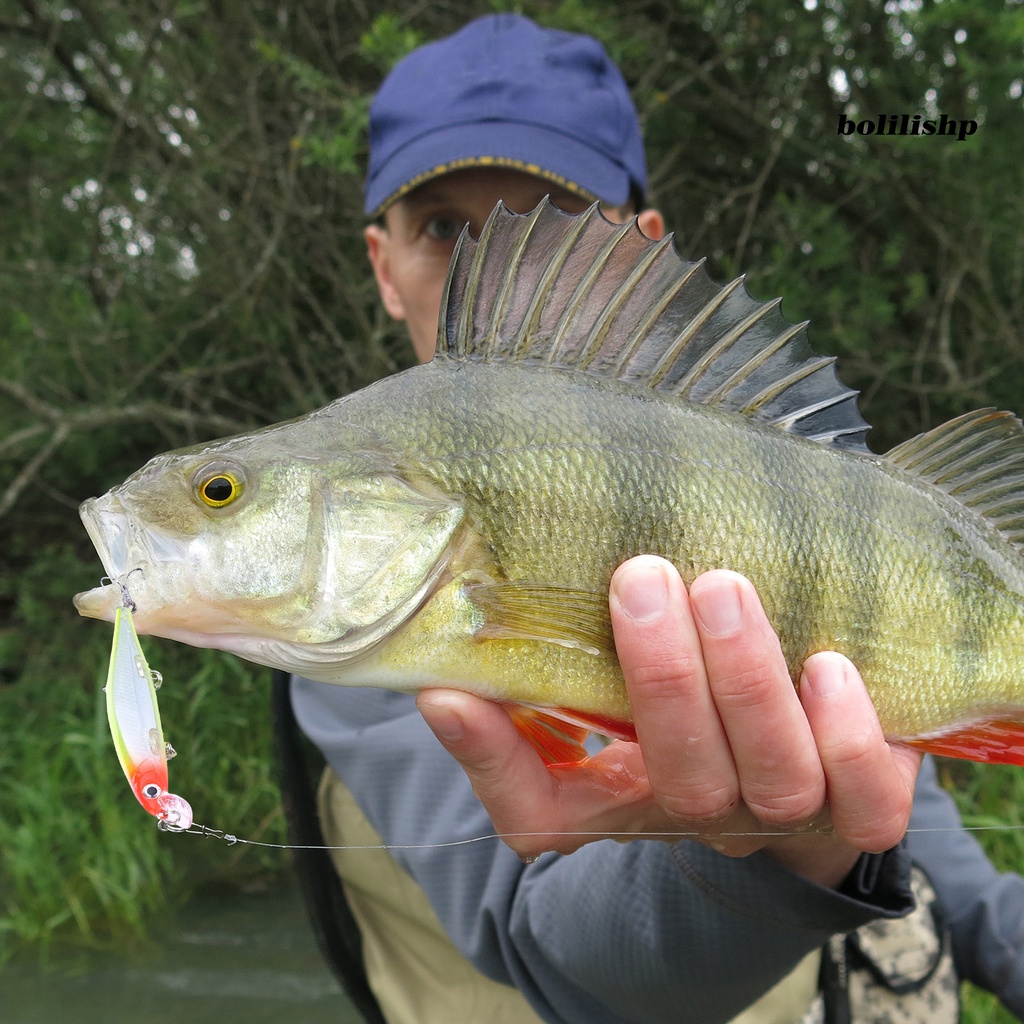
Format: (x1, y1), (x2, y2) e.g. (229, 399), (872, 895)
(942, 758), (1024, 1024)
(962, 983), (1021, 1024)
(0, 577), (288, 961)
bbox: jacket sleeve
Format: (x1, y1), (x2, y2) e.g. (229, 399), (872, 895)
(292, 678), (914, 1024)
(907, 755), (1024, 1016)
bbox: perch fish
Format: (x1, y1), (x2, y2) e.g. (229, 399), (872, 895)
(75, 200), (1024, 767)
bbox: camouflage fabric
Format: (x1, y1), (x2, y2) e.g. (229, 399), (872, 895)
(806, 866), (959, 1024)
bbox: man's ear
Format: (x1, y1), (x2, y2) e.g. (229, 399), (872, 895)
(636, 209), (666, 242)
(364, 224), (407, 321)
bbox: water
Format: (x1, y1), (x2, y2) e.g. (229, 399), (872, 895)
(2, 882), (364, 1024)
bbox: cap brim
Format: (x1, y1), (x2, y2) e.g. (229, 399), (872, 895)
(364, 121), (633, 217)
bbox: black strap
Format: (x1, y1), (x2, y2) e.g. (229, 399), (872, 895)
(270, 669), (388, 1024)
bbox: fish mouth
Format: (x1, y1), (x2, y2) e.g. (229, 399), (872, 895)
(73, 497), (130, 620)
(73, 495), (181, 622)
(72, 581), (122, 621)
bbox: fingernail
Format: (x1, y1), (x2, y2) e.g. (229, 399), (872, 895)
(612, 557), (669, 622)
(800, 652), (850, 699)
(691, 577), (743, 637)
(418, 697), (465, 743)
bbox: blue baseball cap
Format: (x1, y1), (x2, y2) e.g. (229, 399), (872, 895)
(364, 14), (647, 217)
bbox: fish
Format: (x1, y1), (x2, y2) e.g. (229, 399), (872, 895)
(105, 583), (193, 828)
(74, 199), (1024, 767)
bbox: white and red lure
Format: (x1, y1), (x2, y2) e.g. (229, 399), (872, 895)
(104, 583), (192, 830)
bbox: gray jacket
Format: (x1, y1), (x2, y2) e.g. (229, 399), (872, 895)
(294, 680), (1024, 1021)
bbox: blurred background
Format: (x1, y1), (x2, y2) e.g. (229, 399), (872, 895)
(1, 1), (1022, 1021)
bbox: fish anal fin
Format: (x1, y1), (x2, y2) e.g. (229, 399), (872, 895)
(554, 708), (637, 744)
(505, 705), (637, 767)
(905, 719), (1024, 766)
(466, 580), (614, 656)
(505, 706), (591, 766)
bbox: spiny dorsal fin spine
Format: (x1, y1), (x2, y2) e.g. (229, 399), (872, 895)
(588, 234), (678, 375)
(684, 299), (791, 404)
(754, 359), (844, 417)
(564, 223), (652, 372)
(436, 199), (871, 451)
(516, 206), (600, 363)
(718, 320), (810, 411)
(771, 379), (857, 427)
(520, 211), (634, 368)
(608, 259), (706, 378)
(443, 228), (478, 359)
(663, 278), (749, 394)
(488, 200), (549, 356)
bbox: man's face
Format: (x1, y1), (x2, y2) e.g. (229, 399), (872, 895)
(365, 167), (607, 364)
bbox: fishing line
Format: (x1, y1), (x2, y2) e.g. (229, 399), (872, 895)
(102, 576), (1024, 854)
(160, 819), (1024, 854)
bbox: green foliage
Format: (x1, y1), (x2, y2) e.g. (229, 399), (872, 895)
(961, 986), (1020, 1024)
(0, 541), (286, 960)
(359, 13), (425, 72)
(1, 9), (1022, 1020)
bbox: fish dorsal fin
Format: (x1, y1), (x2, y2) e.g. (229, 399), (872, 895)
(437, 198), (870, 450)
(885, 409), (1024, 548)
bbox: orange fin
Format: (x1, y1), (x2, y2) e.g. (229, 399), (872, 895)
(906, 720), (1024, 766)
(505, 705), (637, 766)
(553, 708), (637, 745)
(506, 706), (591, 765)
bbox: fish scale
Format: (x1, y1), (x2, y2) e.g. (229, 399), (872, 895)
(335, 357), (1024, 744)
(74, 200), (1024, 767)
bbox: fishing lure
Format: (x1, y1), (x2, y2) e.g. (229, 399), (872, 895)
(104, 581), (192, 830)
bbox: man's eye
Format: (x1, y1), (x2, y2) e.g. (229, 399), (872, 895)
(424, 216), (462, 241)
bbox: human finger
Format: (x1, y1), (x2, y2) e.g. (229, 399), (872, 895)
(416, 689), (657, 856)
(799, 651), (921, 852)
(416, 688), (554, 840)
(689, 571), (826, 828)
(610, 557), (740, 824)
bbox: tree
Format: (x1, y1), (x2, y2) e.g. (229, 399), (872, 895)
(1, 0), (1021, 954)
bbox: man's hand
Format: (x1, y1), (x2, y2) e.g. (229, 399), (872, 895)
(417, 557), (921, 888)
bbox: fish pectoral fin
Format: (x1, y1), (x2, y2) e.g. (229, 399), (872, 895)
(906, 718), (1024, 766)
(465, 580), (614, 656)
(505, 705), (638, 767)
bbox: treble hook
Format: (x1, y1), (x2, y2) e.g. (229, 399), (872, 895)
(102, 567), (144, 613)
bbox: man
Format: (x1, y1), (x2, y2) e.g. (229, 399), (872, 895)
(289, 14), (1024, 1023)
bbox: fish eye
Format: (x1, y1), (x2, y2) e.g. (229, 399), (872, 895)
(195, 466), (245, 509)
(142, 783), (162, 799)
